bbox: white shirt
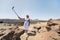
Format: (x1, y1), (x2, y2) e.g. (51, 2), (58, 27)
(24, 18), (30, 30)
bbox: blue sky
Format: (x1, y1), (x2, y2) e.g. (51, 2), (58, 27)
(0, 0), (60, 20)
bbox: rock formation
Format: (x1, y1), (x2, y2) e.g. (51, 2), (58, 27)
(21, 19), (60, 40)
(0, 26), (25, 40)
(0, 19), (60, 40)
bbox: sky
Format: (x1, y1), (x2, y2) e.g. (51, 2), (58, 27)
(0, 0), (60, 20)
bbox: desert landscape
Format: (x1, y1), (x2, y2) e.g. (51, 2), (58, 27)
(0, 19), (60, 40)
(0, 0), (60, 40)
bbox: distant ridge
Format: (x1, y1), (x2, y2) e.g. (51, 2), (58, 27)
(0, 19), (24, 23)
(0, 19), (47, 23)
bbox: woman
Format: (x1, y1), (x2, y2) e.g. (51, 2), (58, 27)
(18, 15), (30, 35)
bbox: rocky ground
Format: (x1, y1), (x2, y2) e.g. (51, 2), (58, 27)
(0, 19), (60, 40)
(21, 19), (60, 40)
(0, 25), (25, 40)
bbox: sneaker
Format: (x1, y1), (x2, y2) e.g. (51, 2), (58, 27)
(25, 34), (28, 37)
(24, 33), (28, 37)
(24, 33), (26, 35)
(24, 33), (28, 36)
